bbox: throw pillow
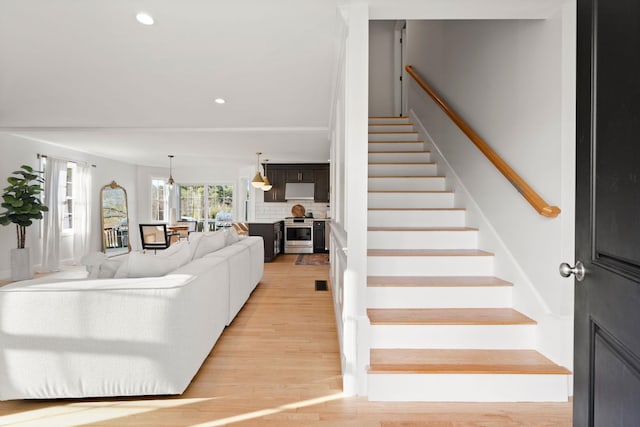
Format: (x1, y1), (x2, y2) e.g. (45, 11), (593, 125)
(225, 227), (241, 245)
(81, 252), (107, 278)
(192, 231), (227, 259)
(97, 257), (127, 278)
(124, 251), (181, 278)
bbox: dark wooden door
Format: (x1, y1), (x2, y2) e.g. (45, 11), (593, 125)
(575, 0), (640, 425)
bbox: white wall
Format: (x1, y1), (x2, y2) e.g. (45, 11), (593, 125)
(369, 21), (396, 116)
(254, 198), (329, 223)
(0, 137), (138, 278)
(405, 13), (575, 319)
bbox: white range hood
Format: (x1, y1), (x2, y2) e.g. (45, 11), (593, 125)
(284, 182), (314, 200)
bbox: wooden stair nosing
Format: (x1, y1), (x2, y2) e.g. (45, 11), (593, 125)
(368, 207), (465, 211)
(368, 226), (478, 232)
(366, 308), (536, 326)
(367, 276), (513, 287)
(368, 249), (493, 257)
(368, 150), (431, 154)
(369, 123), (414, 127)
(369, 162), (435, 165)
(368, 349), (571, 375)
(368, 190), (452, 194)
(369, 131), (419, 135)
(368, 175), (445, 179)
(369, 142), (424, 145)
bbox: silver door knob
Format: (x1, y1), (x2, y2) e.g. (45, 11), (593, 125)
(559, 261), (586, 282)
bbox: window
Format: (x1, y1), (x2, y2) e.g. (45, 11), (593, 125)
(179, 184), (233, 231)
(62, 164), (74, 230)
(41, 157), (75, 231)
(151, 179), (169, 222)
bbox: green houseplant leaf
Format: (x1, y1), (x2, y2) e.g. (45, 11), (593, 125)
(0, 165), (48, 249)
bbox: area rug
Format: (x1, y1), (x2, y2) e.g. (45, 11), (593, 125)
(294, 254), (330, 266)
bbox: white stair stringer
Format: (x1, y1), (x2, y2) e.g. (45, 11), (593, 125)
(365, 118), (570, 402)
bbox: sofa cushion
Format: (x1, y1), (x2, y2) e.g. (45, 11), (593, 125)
(119, 251), (182, 278)
(157, 241), (192, 267)
(192, 231), (227, 259)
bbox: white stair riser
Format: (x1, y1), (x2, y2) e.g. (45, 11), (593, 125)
(369, 125), (415, 132)
(369, 132), (419, 142)
(368, 230), (478, 250)
(368, 152), (431, 163)
(369, 142), (425, 151)
(369, 325), (536, 349)
(369, 117), (410, 125)
(367, 374), (569, 402)
(369, 164), (438, 176)
(368, 193), (454, 209)
(367, 286), (512, 309)
(368, 210), (466, 227)
(368, 177), (446, 191)
(367, 255), (494, 276)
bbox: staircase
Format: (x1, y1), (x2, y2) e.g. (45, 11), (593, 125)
(366, 116), (570, 402)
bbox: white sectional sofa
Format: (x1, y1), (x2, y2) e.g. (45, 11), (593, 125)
(0, 231), (264, 400)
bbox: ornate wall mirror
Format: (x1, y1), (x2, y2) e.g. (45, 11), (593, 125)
(100, 181), (131, 256)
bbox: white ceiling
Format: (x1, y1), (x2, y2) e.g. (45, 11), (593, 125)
(0, 0), (339, 167)
(0, 0), (567, 168)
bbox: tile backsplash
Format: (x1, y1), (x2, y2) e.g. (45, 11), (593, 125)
(254, 198), (330, 222)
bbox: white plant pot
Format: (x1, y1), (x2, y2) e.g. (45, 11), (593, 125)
(10, 247), (32, 281)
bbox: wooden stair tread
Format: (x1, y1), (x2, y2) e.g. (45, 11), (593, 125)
(369, 150), (431, 154)
(369, 175), (444, 178)
(369, 131), (419, 134)
(369, 161), (435, 165)
(368, 349), (571, 375)
(369, 123), (414, 127)
(368, 226), (478, 232)
(367, 276), (512, 287)
(368, 207), (465, 211)
(368, 190), (452, 194)
(367, 308), (536, 325)
(369, 143), (424, 145)
(368, 249), (493, 257)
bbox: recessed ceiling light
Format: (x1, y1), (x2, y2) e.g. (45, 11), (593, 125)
(214, 98), (226, 104)
(136, 12), (154, 25)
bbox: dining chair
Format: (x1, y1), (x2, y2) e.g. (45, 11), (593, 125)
(139, 223), (171, 253)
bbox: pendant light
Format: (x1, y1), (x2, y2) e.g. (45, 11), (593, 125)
(167, 155), (175, 189)
(251, 152), (265, 188)
(261, 159), (272, 191)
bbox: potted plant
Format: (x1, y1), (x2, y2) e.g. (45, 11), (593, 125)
(0, 165), (48, 281)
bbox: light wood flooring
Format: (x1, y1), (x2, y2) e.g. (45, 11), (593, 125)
(0, 255), (572, 426)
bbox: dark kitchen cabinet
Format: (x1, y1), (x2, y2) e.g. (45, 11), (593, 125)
(263, 168), (286, 202)
(263, 163), (330, 203)
(286, 167), (315, 183)
(248, 221), (283, 261)
(313, 221), (328, 253)
(314, 167), (330, 203)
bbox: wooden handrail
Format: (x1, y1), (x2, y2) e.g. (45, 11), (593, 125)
(405, 65), (560, 218)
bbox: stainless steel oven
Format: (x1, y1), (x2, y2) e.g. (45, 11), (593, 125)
(284, 217), (313, 254)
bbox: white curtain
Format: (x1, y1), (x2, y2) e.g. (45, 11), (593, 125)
(73, 163), (92, 264)
(40, 158), (67, 272)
